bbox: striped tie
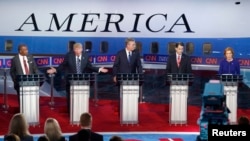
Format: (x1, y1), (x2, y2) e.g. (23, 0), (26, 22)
(76, 57), (81, 73)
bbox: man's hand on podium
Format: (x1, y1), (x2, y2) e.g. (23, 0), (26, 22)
(113, 76), (117, 83)
(99, 67), (108, 73)
(47, 67), (56, 74)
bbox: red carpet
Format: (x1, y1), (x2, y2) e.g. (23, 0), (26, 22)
(0, 94), (249, 135)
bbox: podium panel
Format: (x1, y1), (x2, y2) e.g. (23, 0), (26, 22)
(117, 73), (143, 125)
(217, 74), (242, 124)
(224, 85), (237, 124)
(68, 73), (94, 125)
(169, 84), (188, 124)
(167, 73), (193, 125)
(120, 82), (139, 124)
(18, 74), (44, 125)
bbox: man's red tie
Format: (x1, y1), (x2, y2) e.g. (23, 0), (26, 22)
(23, 57), (29, 74)
(177, 55), (181, 67)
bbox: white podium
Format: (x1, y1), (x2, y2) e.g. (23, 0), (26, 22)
(68, 73), (94, 125)
(18, 74), (44, 125)
(117, 73), (143, 125)
(218, 74), (242, 124)
(167, 73), (193, 125)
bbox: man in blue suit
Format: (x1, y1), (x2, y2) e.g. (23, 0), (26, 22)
(166, 42), (192, 74)
(112, 38), (143, 83)
(47, 43), (108, 113)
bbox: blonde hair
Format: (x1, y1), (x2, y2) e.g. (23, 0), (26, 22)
(44, 118), (62, 141)
(224, 47), (234, 56)
(80, 112), (92, 127)
(8, 113), (30, 139)
(73, 43), (83, 49)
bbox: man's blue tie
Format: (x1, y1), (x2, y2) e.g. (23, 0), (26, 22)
(76, 57), (81, 73)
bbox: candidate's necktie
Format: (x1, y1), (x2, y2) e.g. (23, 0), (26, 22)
(76, 57), (81, 73)
(128, 52), (132, 62)
(23, 56), (29, 74)
(177, 55), (181, 67)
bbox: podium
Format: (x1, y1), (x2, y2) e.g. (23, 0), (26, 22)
(217, 74), (243, 124)
(117, 73), (143, 124)
(67, 73), (94, 124)
(167, 73), (193, 125)
(17, 74), (44, 125)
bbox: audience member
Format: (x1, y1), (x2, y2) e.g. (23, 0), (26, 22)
(109, 135), (124, 141)
(44, 118), (65, 141)
(6, 113), (33, 141)
(4, 134), (20, 141)
(69, 112), (103, 141)
(37, 136), (49, 141)
(238, 115), (249, 125)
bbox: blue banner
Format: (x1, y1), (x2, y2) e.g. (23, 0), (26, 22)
(1, 54), (250, 68)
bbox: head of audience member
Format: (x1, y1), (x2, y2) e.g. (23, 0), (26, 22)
(73, 43), (83, 57)
(44, 118), (63, 141)
(37, 135), (50, 141)
(8, 113), (30, 139)
(175, 42), (184, 55)
(223, 47), (234, 61)
(238, 116), (249, 125)
(125, 38), (136, 52)
(4, 134), (20, 141)
(80, 112), (92, 129)
(109, 135), (124, 141)
(18, 44), (29, 56)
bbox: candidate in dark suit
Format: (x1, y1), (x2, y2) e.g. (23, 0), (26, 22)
(218, 47), (240, 75)
(47, 43), (108, 113)
(112, 38), (143, 83)
(166, 42), (192, 74)
(69, 112), (103, 141)
(10, 44), (39, 106)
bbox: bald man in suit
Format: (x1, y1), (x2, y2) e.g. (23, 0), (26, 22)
(10, 44), (39, 106)
(166, 42), (192, 74)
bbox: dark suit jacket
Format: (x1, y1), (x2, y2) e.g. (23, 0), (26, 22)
(10, 54), (39, 89)
(166, 53), (192, 74)
(57, 52), (99, 74)
(112, 49), (142, 76)
(4, 134), (34, 141)
(69, 129), (103, 141)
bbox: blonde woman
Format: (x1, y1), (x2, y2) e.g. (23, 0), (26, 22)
(218, 47), (240, 75)
(44, 118), (65, 141)
(6, 113), (33, 141)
